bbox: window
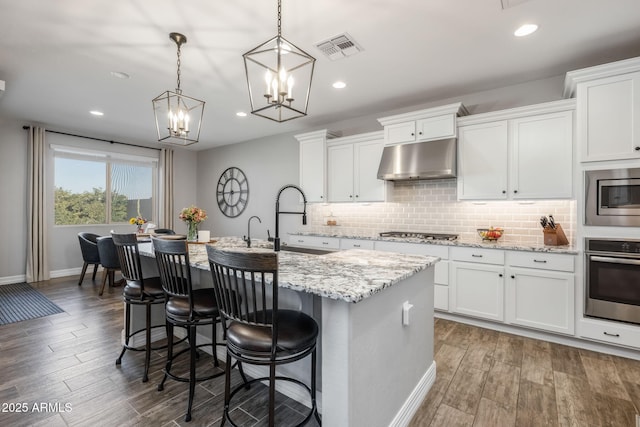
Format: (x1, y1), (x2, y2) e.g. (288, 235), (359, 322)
(53, 147), (157, 226)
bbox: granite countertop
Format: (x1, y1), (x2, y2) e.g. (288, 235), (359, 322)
(139, 237), (439, 303)
(291, 232), (579, 255)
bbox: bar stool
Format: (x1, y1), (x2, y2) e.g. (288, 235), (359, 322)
(152, 237), (226, 422)
(206, 246), (321, 427)
(112, 233), (166, 383)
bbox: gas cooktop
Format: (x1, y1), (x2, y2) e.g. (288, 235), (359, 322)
(379, 231), (459, 241)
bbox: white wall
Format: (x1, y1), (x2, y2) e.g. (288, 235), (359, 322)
(196, 133), (302, 241)
(0, 117), (28, 282)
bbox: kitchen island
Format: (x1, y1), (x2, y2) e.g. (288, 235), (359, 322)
(137, 237), (439, 427)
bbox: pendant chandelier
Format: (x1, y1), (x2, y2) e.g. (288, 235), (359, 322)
(243, 0), (316, 122)
(152, 32), (205, 146)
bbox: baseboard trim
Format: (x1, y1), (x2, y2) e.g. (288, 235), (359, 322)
(0, 274), (27, 285)
(388, 361), (436, 427)
(51, 268), (83, 279)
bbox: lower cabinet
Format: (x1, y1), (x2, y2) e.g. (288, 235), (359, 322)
(505, 268), (575, 335)
(450, 261), (505, 322)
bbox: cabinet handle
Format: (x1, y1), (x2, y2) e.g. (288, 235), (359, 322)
(635, 146), (640, 151)
(411, 132), (415, 136)
(511, 275), (515, 279)
(320, 195), (323, 199)
(322, 242), (329, 245)
(499, 273), (503, 277)
(418, 131), (423, 135)
(502, 190), (506, 194)
(297, 240), (304, 243)
(513, 190), (518, 194)
(354, 244), (361, 248)
(533, 259), (547, 263)
(603, 331), (620, 337)
(349, 195), (353, 198)
(355, 194), (359, 198)
(471, 254), (483, 258)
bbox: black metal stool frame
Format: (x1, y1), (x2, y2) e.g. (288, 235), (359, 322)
(207, 246), (320, 427)
(112, 233), (167, 383)
(153, 237), (232, 422)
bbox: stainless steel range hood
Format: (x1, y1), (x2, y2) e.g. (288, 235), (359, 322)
(377, 138), (457, 181)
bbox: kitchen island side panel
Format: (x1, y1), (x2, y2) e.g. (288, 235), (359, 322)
(322, 267), (435, 427)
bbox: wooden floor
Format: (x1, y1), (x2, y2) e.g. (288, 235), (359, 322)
(1, 277), (639, 426)
(409, 318), (640, 427)
(0, 277), (319, 427)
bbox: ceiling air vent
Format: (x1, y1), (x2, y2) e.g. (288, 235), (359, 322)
(501, 0), (534, 9)
(315, 33), (363, 61)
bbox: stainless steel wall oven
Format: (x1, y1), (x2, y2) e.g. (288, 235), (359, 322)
(585, 168), (640, 226)
(585, 238), (640, 325)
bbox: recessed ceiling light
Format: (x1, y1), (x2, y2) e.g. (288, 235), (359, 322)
(514, 24), (538, 37)
(236, 112), (247, 117)
(110, 71), (130, 79)
(90, 110), (104, 116)
(332, 81), (347, 89)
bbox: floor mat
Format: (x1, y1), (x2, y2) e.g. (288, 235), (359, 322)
(0, 282), (65, 325)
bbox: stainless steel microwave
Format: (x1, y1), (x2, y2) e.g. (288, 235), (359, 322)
(585, 168), (640, 226)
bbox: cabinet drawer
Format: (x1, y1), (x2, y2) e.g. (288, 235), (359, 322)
(507, 251), (575, 272)
(288, 235), (340, 250)
(451, 247), (504, 265)
(340, 238), (375, 250)
(579, 318), (640, 349)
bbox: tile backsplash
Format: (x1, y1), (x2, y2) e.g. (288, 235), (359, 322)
(305, 179), (576, 246)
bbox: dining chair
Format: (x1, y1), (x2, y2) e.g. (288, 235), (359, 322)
(77, 232), (101, 286)
(112, 233), (166, 383)
(96, 236), (124, 296)
(153, 228), (176, 235)
(206, 246), (321, 427)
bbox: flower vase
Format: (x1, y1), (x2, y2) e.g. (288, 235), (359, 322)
(137, 224), (144, 234)
(187, 222), (198, 241)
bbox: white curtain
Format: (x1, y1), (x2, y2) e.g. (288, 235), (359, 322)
(160, 148), (174, 230)
(26, 126), (49, 282)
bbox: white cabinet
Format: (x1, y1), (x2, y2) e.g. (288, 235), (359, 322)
(327, 132), (388, 203)
(506, 268), (574, 335)
(288, 235), (340, 250)
(457, 121), (509, 199)
(375, 240), (450, 311)
(579, 317), (640, 350)
(450, 247), (505, 321)
(339, 238), (375, 250)
(565, 58), (640, 162)
(510, 111), (574, 199)
(378, 103), (468, 145)
(505, 251), (575, 335)
(457, 101), (575, 200)
(296, 129), (337, 203)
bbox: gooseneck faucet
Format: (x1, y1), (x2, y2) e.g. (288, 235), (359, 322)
(274, 184), (307, 251)
(243, 215), (262, 248)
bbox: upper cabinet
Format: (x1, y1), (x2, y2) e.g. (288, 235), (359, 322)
(296, 129), (337, 203)
(378, 103), (468, 145)
(457, 100), (575, 200)
(327, 131), (389, 203)
(564, 57), (640, 162)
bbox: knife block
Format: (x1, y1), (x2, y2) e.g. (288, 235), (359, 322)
(543, 224), (569, 246)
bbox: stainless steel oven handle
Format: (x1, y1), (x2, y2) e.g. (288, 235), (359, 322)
(590, 255), (640, 266)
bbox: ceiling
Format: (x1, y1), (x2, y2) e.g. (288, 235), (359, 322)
(1, 0), (640, 151)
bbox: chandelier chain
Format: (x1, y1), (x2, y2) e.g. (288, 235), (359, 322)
(176, 43), (182, 91)
(277, 0), (281, 37)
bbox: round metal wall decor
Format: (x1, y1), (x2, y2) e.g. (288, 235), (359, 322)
(216, 167), (249, 217)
